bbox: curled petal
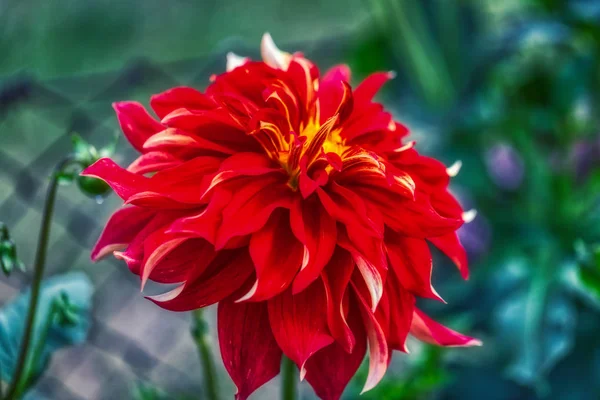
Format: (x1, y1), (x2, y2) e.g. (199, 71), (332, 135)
(353, 71), (395, 105)
(319, 78), (354, 125)
(82, 158), (149, 201)
(428, 232), (469, 279)
(322, 64), (351, 85)
(218, 300), (282, 400)
(241, 209), (304, 302)
(82, 157), (222, 207)
(317, 184), (383, 238)
(386, 230), (444, 302)
(162, 107), (244, 131)
(383, 272), (415, 352)
(113, 210), (187, 274)
(304, 306), (367, 400)
(127, 151), (181, 174)
(352, 281), (389, 393)
(91, 206), (154, 261)
(268, 280), (334, 379)
(410, 308), (482, 347)
(215, 177), (292, 249)
(202, 152), (280, 198)
(289, 197), (337, 293)
(287, 57), (318, 112)
(338, 229), (387, 311)
(113, 101), (164, 152)
(150, 86), (215, 119)
(169, 189), (232, 244)
(226, 52), (250, 72)
(446, 160), (462, 177)
(357, 187), (463, 238)
(147, 249), (254, 311)
(261, 33), (292, 70)
(321, 247), (355, 352)
(141, 237), (212, 286)
(140, 234), (187, 290)
(142, 128), (238, 155)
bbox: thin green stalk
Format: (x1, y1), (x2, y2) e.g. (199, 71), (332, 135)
(16, 302), (58, 397)
(281, 356), (297, 400)
(191, 309), (219, 400)
(4, 157), (77, 400)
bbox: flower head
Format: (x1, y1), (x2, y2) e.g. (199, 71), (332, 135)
(83, 34), (480, 400)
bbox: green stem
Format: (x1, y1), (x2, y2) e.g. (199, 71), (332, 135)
(281, 356), (297, 400)
(192, 309), (219, 400)
(15, 302), (59, 398)
(4, 157), (77, 400)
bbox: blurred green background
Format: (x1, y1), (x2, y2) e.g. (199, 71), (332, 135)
(2, 0), (600, 399)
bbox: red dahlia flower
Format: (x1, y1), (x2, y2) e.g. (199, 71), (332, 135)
(83, 34), (481, 400)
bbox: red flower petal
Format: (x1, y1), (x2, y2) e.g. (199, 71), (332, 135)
(147, 249), (254, 311)
(113, 210), (187, 274)
(389, 148), (449, 189)
(410, 308), (482, 347)
(202, 152), (280, 198)
(341, 105), (393, 143)
(268, 280), (334, 379)
(241, 209), (304, 302)
(322, 64), (351, 85)
(356, 187), (463, 238)
(287, 58), (318, 112)
(168, 189), (232, 244)
(142, 128), (238, 155)
(289, 197), (337, 293)
(317, 184), (383, 238)
(338, 228), (387, 311)
(113, 101), (163, 152)
(319, 79), (354, 125)
(321, 247), (355, 352)
(215, 177), (292, 249)
(139, 234), (188, 290)
(218, 300), (282, 400)
(428, 232), (469, 279)
(145, 238), (213, 285)
(352, 280), (389, 393)
(91, 206), (154, 261)
(382, 272), (415, 352)
(82, 158), (149, 201)
(353, 71), (395, 105)
(386, 230), (445, 302)
(304, 305), (367, 400)
(150, 86), (215, 119)
(162, 107), (244, 131)
(127, 151), (181, 174)
(82, 157), (222, 207)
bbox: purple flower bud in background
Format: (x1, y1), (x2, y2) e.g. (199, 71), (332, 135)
(453, 189), (492, 262)
(485, 143), (525, 191)
(570, 138), (600, 182)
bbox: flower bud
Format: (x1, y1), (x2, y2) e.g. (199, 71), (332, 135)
(0, 222), (24, 276)
(69, 133), (115, 199)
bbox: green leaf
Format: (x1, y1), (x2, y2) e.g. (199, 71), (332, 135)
(0, 272), (93, 395)
(493, 282), (576, 394)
